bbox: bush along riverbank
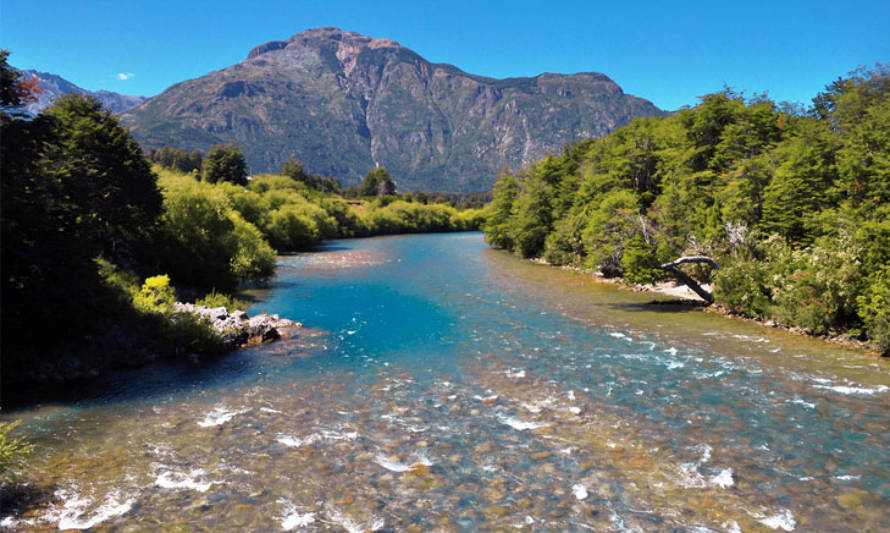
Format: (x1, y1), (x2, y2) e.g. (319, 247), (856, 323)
(5, 274), (302, 385)
(483, 66), (890, 355)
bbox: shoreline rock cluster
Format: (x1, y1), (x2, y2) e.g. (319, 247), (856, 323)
(171, 303), (303, 350)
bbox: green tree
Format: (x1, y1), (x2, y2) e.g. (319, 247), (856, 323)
(511, 174), (553, 258)
(2, 92), (162, 360)
(360, 167), (395, 196)
(45, 95), (163, 260)
(203, 143), (248, 185)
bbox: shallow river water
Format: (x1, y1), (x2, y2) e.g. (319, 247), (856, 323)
(2, 233), (889, 531)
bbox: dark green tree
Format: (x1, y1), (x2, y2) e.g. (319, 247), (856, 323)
(203, 143), (248, 185)
(2, 91), (163, 362)
(483, 170), (519, 250)
(281, 159), (310, 183)
(360, 167), (395, 196)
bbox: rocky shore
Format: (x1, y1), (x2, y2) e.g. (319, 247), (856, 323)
(14, 305), (303, 384)
(171, 303), (303, 350)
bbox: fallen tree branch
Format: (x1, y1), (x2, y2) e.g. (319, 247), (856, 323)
(659, 255), (720, 270)
(658, 255), (719, 304)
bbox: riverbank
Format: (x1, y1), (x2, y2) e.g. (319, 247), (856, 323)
(2, 304), (303, 389)
(530, 257), (882, 356)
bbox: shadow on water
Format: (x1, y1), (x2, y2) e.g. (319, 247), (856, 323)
(0, 483), (55, 523)
(1, 336), (324, 413)
(605, 299), (710, 313)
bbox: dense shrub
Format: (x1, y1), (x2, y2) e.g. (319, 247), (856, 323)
(157, 178), (274, 290)
(770, 236), (864, 335)
(857, 267), (890, 354)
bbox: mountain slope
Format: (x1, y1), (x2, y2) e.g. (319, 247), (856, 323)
(17, 69), (146, 114)
(123, 27), (664, 192)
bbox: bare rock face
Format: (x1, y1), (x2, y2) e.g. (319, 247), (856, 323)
(122, 27), (664, 193)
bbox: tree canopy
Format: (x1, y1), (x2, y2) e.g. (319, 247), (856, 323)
(203, 143), (248, 185)
(360, 166), (396, 196)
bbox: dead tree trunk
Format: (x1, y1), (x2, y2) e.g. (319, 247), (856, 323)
(659, 256), (719, 304)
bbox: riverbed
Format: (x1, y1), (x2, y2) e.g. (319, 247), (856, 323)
(2, 233), (888, 531)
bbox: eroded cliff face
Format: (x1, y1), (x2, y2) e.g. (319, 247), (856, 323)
(123, 27), (663, 192)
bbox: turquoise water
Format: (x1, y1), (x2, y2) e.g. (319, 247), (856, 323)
(3, 232), (889, 531)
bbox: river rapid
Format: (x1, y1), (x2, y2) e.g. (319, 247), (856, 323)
(2, 233), (889, 531)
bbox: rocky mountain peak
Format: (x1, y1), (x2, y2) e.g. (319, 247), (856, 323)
(125, 28), (664, 192)
(247, 27), (400, 61)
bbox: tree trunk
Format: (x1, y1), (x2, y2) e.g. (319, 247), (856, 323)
(658, 256), (719, 304)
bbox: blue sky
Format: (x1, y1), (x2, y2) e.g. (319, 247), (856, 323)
(2, 0), (888, 110)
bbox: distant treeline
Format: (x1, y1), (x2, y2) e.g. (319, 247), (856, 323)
(484, 66), (890, 353)
(0, 50), (484, 383)
(148, 145), (491, 207)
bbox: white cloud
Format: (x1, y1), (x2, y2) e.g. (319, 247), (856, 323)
(117, 72), (134, 81)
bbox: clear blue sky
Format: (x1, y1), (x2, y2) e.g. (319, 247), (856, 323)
(2, 0), (888, 110)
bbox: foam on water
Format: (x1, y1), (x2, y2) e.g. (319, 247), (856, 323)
(278, 500), (316, 531)
(197, 406), (247, 427)
(572, 483), (589, 500)
(757, 509), (796, 531)
(374, 452), (432, 472)
(813, 383), (889, 395)
(497, 413), (548, 431)
(277, 429), (358, 448)
(326, 508), (385, 533)
(154, 468), (216, 492)
(505, 368), (526, 379)
(43, 488), (134, 530)
(789, 397), (816, 409)
(722, 521), (743, 533)
(710, 468), (734, 488)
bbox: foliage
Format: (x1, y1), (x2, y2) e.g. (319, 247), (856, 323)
(156, 177), (275, 290)
(857, 266), (890, 354)
(1, 49), (40, 114)
(483, 171), (519, 250)
(0, 421), (33, 481)
(359, 167), (396, 196)
(166, 312), (226, 356)
(1, 89), (162, 362)
(196, 290), (247, 312)
(149, 145), (202, 174)
(133, 275), (176, 315)
(482, 66), (890, 351)
(280, 158), (342, 193)
(620, 235), (661, 284)
(202, 143), (248, 185)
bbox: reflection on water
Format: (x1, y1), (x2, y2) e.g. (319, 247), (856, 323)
(2, 233), (889, 531)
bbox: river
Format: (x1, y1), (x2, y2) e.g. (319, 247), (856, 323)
(2, 233), (889, 531)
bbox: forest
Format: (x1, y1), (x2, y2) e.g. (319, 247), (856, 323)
(0, 51), (484, 383)
(484, 66), (890, 354)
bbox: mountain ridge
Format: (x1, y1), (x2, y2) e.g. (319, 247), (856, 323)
(122, 27), (665, 192)
(15, 68), (146, 114)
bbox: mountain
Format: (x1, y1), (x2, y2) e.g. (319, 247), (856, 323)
(16, 69), (146, 114)
(122, 27), (664, 192)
